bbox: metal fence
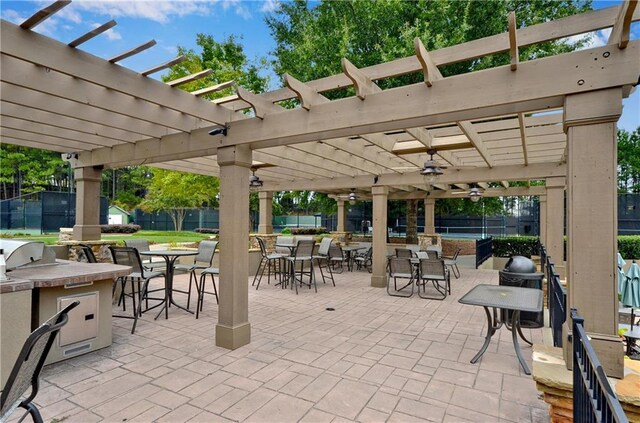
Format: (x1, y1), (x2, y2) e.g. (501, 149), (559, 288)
(571, 309), (628, 422)
(133, 208), (221, 231)
(541, 242), (567, 348)
(0, 191), (107, 233)
(475, 237), (493, 268)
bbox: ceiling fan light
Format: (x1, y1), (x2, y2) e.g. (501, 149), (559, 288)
(249, 172), (263, 189)
(469, 187), (482, 202)
(348, 191), (357, 205)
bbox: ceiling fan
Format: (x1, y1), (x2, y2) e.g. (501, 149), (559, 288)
(249, 167), (263, 189)
(392, 149), (448, 174)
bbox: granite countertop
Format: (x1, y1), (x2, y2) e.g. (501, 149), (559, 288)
(3, 260), (131, 289)
(0, 277), (34, 294)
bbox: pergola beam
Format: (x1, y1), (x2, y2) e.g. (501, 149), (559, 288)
(68, 20), (117, 48)
(285, 73), (329, 110)
(261, 163), (566, 191)
(457, 121), (494, 167)
(166, 69), (213, 87)
(108, 40), (157, 63)
(341, 58), (378, 100)
(20, 0), (70, 30)
(236, 86), (285, 119)
(608, 0), (638, 49)
(141, 55), (187, 77)
(345, 186), (546, 200)
(518, 113), (529, 165)
(191, 80), (235, 97)
(508, 11), (519, 71)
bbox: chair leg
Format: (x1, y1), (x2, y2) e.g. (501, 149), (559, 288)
(186, 270), (196, 309)
(21, 402), (43, 423)
(210, 273), (218, 304)
(256, 258), (268, 290)
(252, 257), (266, 287)
(131, 279), (150, 334)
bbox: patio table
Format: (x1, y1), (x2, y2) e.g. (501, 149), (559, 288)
(459, 284), (543, 375)
(342, 244), (367, 271)
(619, 323), (640, 357)
(140, 250), (197, 319)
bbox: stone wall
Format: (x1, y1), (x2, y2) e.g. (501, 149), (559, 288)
(59, 240), (118, 263)
(417, 233), (442, 250)
(442, 239), (476, 256)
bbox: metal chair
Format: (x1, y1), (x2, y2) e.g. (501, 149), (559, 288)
(314, 237), (336, 286)
(173, 241), (218, 308)
(387, 257), (415, 297)
(78, 244), (97, 263)
(354, 247), (373, 272)
(395, 248), (414, 258)
(109, 246), (165, 334)
(443, 248), (461, 278)
(328, 244), (346, 274)
(253, 237), (285, 290)
(275, 236), (295, 256)
(417, 258), (450, 300)
(123, 239), (165, 270)
(0, 301), (79, 423)
(285, 240), (316, 294)
(195, 267), (219, 319)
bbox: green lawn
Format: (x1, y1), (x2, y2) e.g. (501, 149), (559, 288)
(3, 230), (211, 246)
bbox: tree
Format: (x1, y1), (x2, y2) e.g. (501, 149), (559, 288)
(618, 128), (640, 193)
(266, 0), (592, 234)
(139, 169), (219, 231)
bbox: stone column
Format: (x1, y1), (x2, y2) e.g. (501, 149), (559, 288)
(336, 200), (347, 232)
(371, 186), (388, 288)
(258, 191), (273, 234)
(563, 88), (623, 378)
(216, 145), (252, 350)
(545, 177), (565, 275)
(72, 166), (102, 241)
(539, 195), (547, 246)
(424, 198), (435, 234)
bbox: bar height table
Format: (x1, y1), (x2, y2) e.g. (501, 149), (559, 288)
(140, 250), (198, 319)
(459, 284), (543, 375)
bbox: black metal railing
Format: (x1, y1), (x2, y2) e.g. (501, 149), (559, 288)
(475, 237), (493, 268)
(539, 242), (566, 347)
(571, 309), (628, 423)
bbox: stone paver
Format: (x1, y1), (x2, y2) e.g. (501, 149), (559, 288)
(24, 268), (549, 422)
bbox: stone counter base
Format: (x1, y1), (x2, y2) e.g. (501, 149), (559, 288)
(533, 344), (640, 422)
(59, 240), (118, 262)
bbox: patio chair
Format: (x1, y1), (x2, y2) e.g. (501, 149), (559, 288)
(328, 244), (346, 274)
(426, 245), (442, 258)
(417, 258), (450, 300)
(314, 237), (336, 286)
(354, 247), (373, 272)
(387, 257), (415, 297)
(109, 246), (165, 334)
(0, 301), (79, 423)
(123, 239), (165, 270)
(406, 244), (421, 254)
(395, 248), (414, 258)
(78, 244), (97, 263)
(285, 239), (316, 294)
(275, 236), (296, 256)
(173, 241), (218, 308)
(195, 267), (219, 319)
(443, 248), (461, 278)
(253, 237), (285, 290)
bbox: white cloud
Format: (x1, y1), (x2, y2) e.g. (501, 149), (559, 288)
(260, 0), (280, 13)
(1, 9), (26, 25)
(90, 22), (121, 40)
(565, 28), (612, 50)
(67, 1), (214, 24)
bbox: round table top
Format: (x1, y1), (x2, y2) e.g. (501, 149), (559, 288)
(139, 250), (198, 257)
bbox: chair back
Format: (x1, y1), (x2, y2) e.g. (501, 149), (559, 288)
(124, 239), (150, 253)
(329, 244), (343, 260)
(419, 259), (446, 280)
(294, 240), (315, 259)
(295, 236), (313, 242)
(426, 245), (442, 256)
(276, 236), (295, 255)
(451, 248), (461, 260)
(256, 237), (268, 258)
(406, 244), (420, 253)
(363, 247), (373, 260)
(318, 237), (332, 256)
(195, 241), (218, 265)
(395, 248), (414, 258)
(78, 244), (97, 263)
(109, 246), (144, 275)
(0, 301), (79, 419)
(389, 257), (413, 277)
(415, 251), (428, 259)
(426, 250), (439, 260)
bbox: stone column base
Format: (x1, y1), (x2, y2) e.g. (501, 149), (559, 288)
(257, 224), (273, 234)
(371, 275), (386, 288)
(72, 225), (101, 241)
(216, 322), (251, 350)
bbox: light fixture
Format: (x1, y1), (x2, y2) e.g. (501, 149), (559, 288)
(249, 168), (263, 189)
(420, 149), (444, 184)
(348, 189), (357, 205)
(208, 125), (228, 136)
(469, 187), (482, 203)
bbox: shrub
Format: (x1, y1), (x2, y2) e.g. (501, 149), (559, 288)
(100, 224), (141, 234)
(281, 228), (292, 234)
(194, 228), (219, 234)
(493, 236), (540, 258)
(619, 236), (640, 259)
(291, 227), (328, 235)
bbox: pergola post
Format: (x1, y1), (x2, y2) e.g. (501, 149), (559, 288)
(371, 186), (388, 288)
(539, 195), (547, 246)
(424, 198), (435, 233)
(72, 166), (102, 241)
(336, 200), (347, 232)
(257, 191), (273, 234)
(216, 145), (252, 350)
(563, 88), (623, 378)
(545, 177), (565, 278)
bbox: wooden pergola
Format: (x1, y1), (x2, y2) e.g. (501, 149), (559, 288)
(1, 0), (639, 377)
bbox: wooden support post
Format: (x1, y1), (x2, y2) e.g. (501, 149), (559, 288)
(72, 166), (102, 241)
(258, 191), (273, 234)
(424, 198), (436, 234)
(336, 200), (347, 232)
(216, 145), (252, 350)
(563, 88), (623, 378)
(545, 177), (565, 276)
(508, 11), (519, 71)
(539, 195), (547, 245)
(371, 186), (388, 288)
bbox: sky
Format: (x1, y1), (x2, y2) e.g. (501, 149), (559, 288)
(1, 0), (638, 132)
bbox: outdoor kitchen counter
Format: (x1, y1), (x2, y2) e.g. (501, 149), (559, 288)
(1, 260), (132, 385)
(6, 260), (131, 287)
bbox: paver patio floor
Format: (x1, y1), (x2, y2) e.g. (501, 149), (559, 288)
(29, 266), (549, 422)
